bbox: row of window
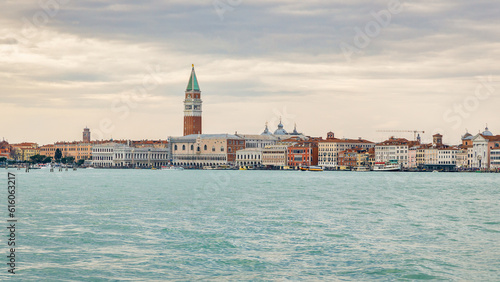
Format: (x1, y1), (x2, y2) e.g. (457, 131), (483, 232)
(236, 155), (261, 160)
(174, 144), (225, 152)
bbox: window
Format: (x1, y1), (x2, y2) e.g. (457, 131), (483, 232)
(212, 146), (215, 152)
(191, 145), (194, 150)
(204, 145), (207, 151)
(182, 145), (186, 150)
(221, 147), (224, 152)
(174, 145), (178, 150)
(197, 147), (200, 152)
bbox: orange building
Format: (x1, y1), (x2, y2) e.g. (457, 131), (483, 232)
(0, 140), (12, 160)
(287, 139), (320, 168)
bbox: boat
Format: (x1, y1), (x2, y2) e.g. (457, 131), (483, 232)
(239, 166), (248, 170)
(355, 166), (370, 172)
(300, 166), (324, 172)
(373, 160), (401, 171)
(161, 165), (184, 170)
(40, 164), (51, 169)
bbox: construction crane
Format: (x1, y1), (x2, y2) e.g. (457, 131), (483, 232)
(376, 130), (425, 141)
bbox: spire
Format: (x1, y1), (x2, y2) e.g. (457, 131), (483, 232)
(186, 64), (200, 92)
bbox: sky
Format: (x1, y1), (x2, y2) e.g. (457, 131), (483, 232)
(0, 0), (499, 145)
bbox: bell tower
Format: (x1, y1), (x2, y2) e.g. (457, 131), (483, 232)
(183, 65), (202, 136)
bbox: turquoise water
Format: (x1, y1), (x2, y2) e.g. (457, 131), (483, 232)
(1, 169), (499, 281)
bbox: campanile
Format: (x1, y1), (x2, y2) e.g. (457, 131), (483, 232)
(183, 65), (202, 136)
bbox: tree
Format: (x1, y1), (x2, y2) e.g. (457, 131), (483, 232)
(61, 156), (75, 164)
(54, 149), (62, 161)
(77, 159), (85, 166)
(29, 154), (46, 163)
(42, 157), (52, 164)
(0, 157), (6, 164)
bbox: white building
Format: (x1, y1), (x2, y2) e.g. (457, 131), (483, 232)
(262, 145), (288, 168)
(235, 148), (262, 167)
(169, 134), (245, 167)
(375, 137), (412, 168)
(471, 127), (500, 169)
(92, 142), (170, 168)
(319, 132), (375, 168)
(490, 148), (500, 169)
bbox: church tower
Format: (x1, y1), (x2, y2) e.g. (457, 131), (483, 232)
(183, 65), (202, 136)
(83, 127), (91, 143)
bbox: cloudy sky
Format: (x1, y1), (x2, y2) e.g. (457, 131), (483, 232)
(1, 0), (498, 145)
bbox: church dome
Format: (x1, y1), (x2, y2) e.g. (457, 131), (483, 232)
(482, 126), (493, 136)
(273, 121), (288, 135)
(261, 123), (272, 135)
(462, 131), (473, 140)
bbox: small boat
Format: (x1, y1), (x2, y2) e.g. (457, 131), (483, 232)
(31, 164), (41, 169)
(40, 164), (51, 169)
(239, 166), (248, 170)
(161, 165), (184, 170)
(355, 166), (370, 172)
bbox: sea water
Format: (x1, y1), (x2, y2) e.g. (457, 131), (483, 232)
(1, 169), (499, 281)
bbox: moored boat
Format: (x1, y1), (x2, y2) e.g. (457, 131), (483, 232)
(355, 166), (370, 172)
(300, 166), (324, 172)
(161, 165), (184, 170)
(373, 160), (401, 171)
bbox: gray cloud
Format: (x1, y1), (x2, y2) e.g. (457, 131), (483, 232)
(0, 0), (499, 144)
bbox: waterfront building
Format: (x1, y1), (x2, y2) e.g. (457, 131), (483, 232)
(183, 65), (202, 136)
(92, 142), (169, 168)
(0, 140), (12, 160)
(262, 145), (289, 168)
(319, 132), (375, 168)
(423, 147), (458, 171)
(235, 148), (262, 167)
(490, 148), (500, 169)
(471, 127), (500, 169)
(11, 142), (39, 161)
(287, 141), (319, 168)
(337, 148), (360, 169)
(375, 137), (415, 168)
(456, 131), (474, 169)
(40, 142), (94, 161)
(408, 146), (417, 168)
(169, 134), (245, 167)
(419, 134), (458, 171)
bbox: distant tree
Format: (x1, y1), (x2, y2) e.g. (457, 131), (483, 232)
(54, 149), (62, 161)
(61, 156), (75, 164)
(42, 157), (52, 164)
(0, 157), (6, 163)
(76, 159), (85, 166)
(29, 154), (46, 164)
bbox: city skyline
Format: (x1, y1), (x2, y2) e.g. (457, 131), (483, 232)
(1, 1), (499, 145)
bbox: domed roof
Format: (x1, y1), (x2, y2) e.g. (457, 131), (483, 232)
(273, 119), (288, 135)
(462, 131), (473, 140)
(482, 126), (493, 136)
(261, 122), (272, 135)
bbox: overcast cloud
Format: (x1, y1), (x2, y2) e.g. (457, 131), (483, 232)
(0, 0), (498, 144)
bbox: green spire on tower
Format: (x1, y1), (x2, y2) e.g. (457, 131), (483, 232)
(186, 64), (200, 92)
